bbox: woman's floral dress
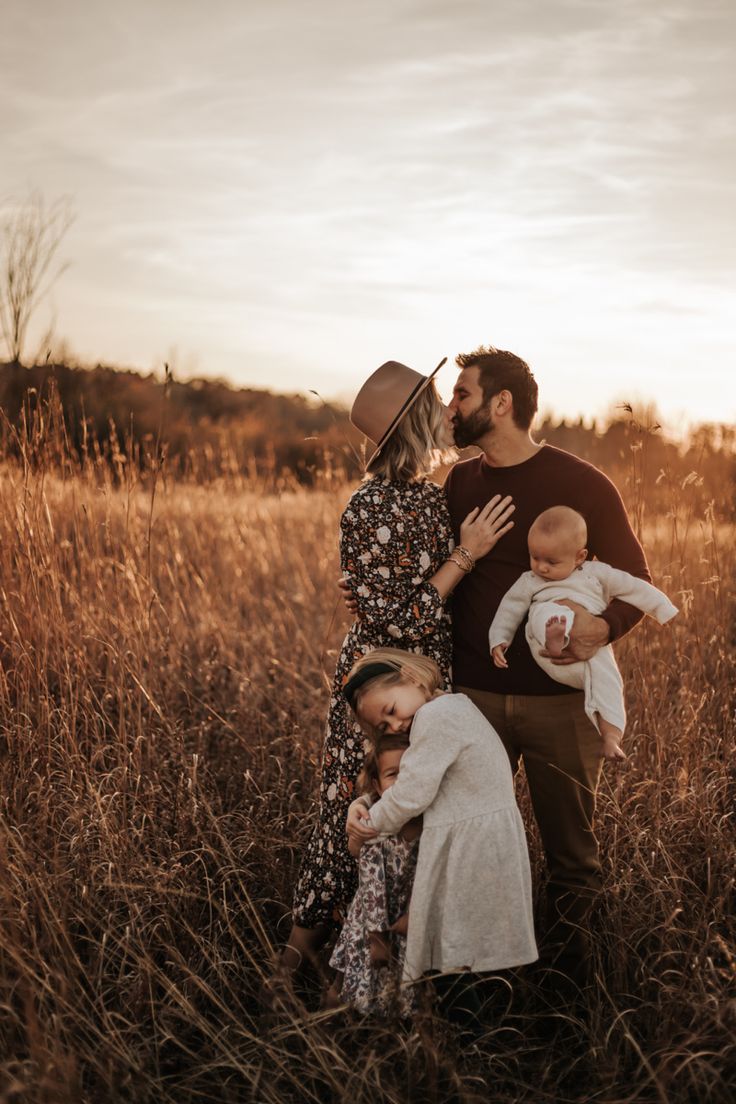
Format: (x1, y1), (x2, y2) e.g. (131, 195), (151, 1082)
(330, 834), (419, 1016)
(291, 477), (453, 928)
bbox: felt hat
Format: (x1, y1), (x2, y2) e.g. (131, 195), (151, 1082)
(350, 357), (447, 467)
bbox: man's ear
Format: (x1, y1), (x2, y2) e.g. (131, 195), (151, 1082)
(492, 389), (514, 418)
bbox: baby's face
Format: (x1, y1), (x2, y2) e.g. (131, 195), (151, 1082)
(528, 532), (585, 582)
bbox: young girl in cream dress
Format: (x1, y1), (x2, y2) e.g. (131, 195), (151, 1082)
(344, 648), (538, 996)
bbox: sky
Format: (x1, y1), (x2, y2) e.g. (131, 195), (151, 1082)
(1, 0), (734, 428)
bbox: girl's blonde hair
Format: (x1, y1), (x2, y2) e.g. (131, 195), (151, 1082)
(357, 732), (410, 797)
(366, 381), (457, 482)
(345, 647), (443, 720)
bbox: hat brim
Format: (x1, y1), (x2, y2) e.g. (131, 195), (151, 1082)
(365, 356), (447, 468)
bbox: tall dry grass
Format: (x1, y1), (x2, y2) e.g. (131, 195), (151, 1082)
(0, 391), (733, 1102)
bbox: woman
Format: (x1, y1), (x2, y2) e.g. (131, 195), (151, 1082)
(275, 357), (515, 983)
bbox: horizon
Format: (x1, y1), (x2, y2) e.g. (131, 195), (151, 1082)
(1, 0), (734, 430)
(9, 355), (729, 444)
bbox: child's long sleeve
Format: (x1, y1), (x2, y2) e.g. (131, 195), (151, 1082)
(488, 573), (537, 648)
(367, 707), (465, 835)
(590, 563), (678, 624)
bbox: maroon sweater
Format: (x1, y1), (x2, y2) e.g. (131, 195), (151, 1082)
(444, 445), (651, 695)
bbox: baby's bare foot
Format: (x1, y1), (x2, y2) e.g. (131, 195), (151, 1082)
(544, 615), (567, 656)
(598, 716), (626, 761)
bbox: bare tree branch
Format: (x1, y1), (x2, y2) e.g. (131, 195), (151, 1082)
(0, 192), (74, 365)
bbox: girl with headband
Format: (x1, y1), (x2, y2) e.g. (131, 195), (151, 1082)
(342, 647), (537, 1023)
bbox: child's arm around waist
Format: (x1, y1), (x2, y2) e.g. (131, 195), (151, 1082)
(368, 697), (465, 835)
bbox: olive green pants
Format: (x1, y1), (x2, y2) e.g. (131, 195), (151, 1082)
(457, 687), (603, 984)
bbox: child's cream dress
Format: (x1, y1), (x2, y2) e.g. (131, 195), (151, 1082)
(367, 693), (538, 983)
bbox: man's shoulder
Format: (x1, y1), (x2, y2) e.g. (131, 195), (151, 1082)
(447, 445), (611, 482)
(540, 445), (620, 495)
(540, 444), (605, 478)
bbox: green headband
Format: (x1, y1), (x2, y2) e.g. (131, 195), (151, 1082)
(343, 661), (401, 708)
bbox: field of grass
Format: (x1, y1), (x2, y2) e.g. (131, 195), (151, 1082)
(0, 404), (733, 1102)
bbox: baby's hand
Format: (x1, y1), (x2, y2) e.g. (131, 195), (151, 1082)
(346, 799), (377, 845)
(491, 643), (509, 669)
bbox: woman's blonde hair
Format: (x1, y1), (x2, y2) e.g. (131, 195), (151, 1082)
(346, 647), (443, 721)
(357, 732), (410, 797)
(366, 381), (456, 482)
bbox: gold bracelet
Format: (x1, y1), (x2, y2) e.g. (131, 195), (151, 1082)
(449, 552), (472, 574)
(453, 545), (475, 571)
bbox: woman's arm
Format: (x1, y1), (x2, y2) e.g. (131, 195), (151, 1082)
(340, 494), (514, 636)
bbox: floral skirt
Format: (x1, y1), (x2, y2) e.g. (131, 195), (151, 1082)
(330, 835), (418, 1016)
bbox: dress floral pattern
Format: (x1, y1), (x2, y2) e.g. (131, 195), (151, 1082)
(330, 834), (419, 1016)
(291, 477), (453, 928)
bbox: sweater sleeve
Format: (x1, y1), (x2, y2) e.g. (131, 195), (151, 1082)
(488, 574), (536, 648)
(592, 563), (678, 624)
(583, 469), (652, 642)
(340, 498), (447, 644)
(367, 703), (463, 834)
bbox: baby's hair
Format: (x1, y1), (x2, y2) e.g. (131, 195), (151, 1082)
(529, 505), (588, 550)
(345, 647), (443, 716)
(357, 732), (411, 797)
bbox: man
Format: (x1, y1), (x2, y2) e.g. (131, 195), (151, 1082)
(445, 345), (650, 989)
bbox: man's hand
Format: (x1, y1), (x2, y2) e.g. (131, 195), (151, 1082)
(338, 576), (359, 616)
(539, 600), (610, 664)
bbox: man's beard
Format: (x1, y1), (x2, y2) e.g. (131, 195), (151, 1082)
(453, 406), (493, 448)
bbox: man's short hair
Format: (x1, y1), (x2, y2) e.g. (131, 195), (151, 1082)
(455, 345), (538, 430)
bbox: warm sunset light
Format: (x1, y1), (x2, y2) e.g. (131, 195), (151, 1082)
(1, 0), (734, 427)
(1, 5), (733, 1100)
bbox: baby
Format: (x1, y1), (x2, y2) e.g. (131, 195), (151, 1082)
(489, 506), (678, 760)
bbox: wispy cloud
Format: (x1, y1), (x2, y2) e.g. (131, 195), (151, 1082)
(0, 0), (733, 422)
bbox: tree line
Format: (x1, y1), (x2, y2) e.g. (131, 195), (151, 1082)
(0, 358), (732, 518)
